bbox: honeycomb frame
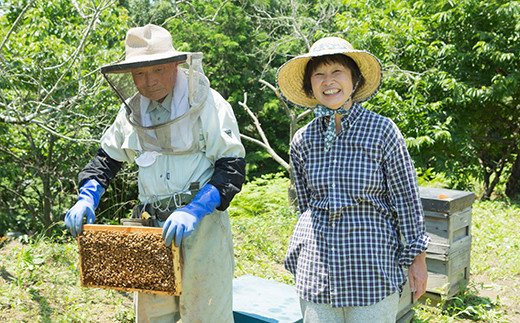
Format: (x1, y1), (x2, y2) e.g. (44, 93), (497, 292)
(77, 224), (182, 295)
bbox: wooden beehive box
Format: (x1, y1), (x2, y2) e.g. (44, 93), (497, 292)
(77, 224), (182, 295)
(419, 187), (475, 298)
(426, 236), (471, 297)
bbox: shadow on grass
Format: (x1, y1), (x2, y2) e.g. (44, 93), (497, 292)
(29, 288), (52, 323)
(0, 266), (15, 282)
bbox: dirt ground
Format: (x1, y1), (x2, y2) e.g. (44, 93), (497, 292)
(471, 274), (520, 322)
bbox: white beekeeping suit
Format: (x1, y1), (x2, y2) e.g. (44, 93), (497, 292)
(70, 24), (245, 322)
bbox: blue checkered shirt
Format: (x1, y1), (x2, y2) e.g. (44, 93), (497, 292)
(286, 103), (430, 307)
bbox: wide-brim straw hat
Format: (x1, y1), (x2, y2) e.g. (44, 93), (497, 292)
(101, 24), (188, 74)
(277, 37), (382, 107)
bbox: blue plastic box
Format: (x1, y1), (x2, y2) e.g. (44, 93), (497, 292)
(233, 275), (303, 323)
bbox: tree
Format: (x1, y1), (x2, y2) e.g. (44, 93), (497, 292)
(0, 0), (133, 233)
(336, 0), (519, 199)
(416, 0), (519, 199)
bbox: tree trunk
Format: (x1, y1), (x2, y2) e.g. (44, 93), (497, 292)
(479, 152), (507, 200)
(481, 170), (491, 200)
(506, 152), (520, 199)
(41, 136), (56, 228)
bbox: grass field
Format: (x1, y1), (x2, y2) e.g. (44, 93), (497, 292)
(0, 174), (519, 322)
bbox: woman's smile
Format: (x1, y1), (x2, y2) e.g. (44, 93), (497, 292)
(311, 62), (354, 110)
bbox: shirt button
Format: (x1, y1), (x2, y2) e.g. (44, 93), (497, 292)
(331, 184), (336, 188)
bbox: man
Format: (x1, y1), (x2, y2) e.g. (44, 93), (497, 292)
(65, 24), (246, 322)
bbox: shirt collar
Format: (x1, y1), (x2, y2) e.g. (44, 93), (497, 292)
(318, 102), (364, 131)
(344, 102), (364, 127)
(146, 91), (173, 113)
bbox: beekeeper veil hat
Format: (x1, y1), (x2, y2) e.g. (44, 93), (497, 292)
(101, 24), (210, 154)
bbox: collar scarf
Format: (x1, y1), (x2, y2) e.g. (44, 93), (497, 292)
(314, 105), (351, 151)
(313, 79), (360, 151)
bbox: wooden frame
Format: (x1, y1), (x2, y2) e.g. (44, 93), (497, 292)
(77, 224), (182, 295)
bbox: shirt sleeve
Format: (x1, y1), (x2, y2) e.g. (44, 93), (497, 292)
(201, 89), (246, 210)
(200, 89), (245, 160)
(383, 121), (430, 267)
(77, 106), (135, 189)
(290, 131), (310, 215)
(78, 148), (123, 189)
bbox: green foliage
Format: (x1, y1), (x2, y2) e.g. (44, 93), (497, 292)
(127, 0), (176, 26)
(415, 286), (506, 322)
(443, 291), (503, 321)
(418, 0), (519, 196)
(0, 0), (135, 234)
(416, 167), (450, 188)
(229, 172), (292, 217)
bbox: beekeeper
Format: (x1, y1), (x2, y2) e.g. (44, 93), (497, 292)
(64, 24), (246, 322)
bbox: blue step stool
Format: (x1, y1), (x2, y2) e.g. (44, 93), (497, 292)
(233, 275), (303, 323)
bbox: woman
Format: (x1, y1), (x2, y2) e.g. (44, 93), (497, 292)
(277, 37), (430, 322)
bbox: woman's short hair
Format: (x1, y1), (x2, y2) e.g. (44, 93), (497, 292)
(302, 54), (365, 98)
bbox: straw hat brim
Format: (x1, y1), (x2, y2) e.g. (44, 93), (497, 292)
(277, 49), (382, 108)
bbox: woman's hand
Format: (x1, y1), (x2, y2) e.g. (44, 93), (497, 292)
(408, 252), (428, 301)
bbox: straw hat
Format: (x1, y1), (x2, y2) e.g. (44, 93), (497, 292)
(101, 24), (188, 74)
(277, 37), (382, 107)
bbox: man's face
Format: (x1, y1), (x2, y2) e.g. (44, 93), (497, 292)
(131, 62), (180, 102)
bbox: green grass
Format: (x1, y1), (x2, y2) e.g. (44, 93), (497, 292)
(471, 201), (520, 279)
(0, 236), (134, 322)
(229, 173), (296, 284)
(0, 176), (519, 322)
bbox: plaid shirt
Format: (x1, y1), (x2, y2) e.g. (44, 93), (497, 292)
(286, 103), (430, 307)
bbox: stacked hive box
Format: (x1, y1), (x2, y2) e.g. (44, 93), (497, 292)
(419, 187), (475, 299)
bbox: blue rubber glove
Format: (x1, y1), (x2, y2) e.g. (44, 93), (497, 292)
(162, 184), (221, 247)
(64, 179), (105, 237)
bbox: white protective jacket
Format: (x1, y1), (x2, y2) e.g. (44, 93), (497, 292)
(100, 84), (245, 204)
(93, 71), (244, 322)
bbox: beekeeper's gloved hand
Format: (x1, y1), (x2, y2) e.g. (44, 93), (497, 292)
(162, 184), (221, 247)
(64, 179), (105, 237)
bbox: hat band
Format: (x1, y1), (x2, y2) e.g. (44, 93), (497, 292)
(101, 55), (188, 74)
